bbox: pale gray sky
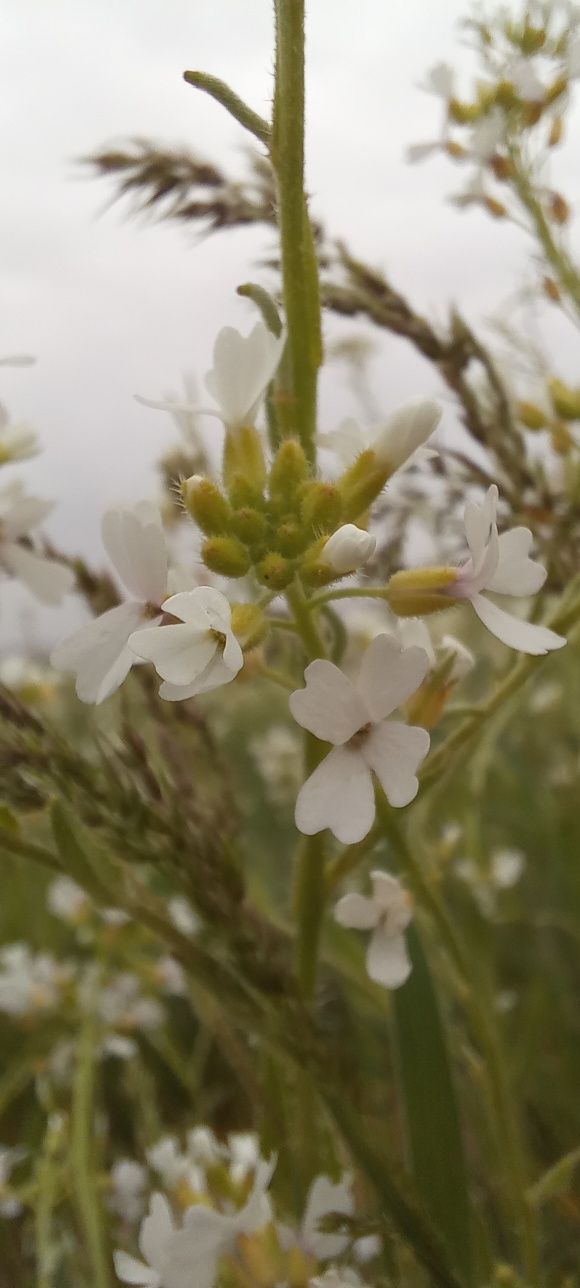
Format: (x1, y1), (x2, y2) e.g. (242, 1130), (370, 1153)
(1, 0), (579, 649)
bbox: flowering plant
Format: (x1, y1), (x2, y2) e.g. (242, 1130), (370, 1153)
(1, 3), (580, 1287)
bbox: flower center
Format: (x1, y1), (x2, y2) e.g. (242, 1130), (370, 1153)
(348, 722), (372, 749)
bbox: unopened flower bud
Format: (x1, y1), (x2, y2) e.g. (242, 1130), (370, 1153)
(276, 521), (307, 557)
(372, 399), (441, 473)
(230, 603), (266, 649)
(231, 507), (268, 547)
(549, 192), (570, 225)
(321, 523), (376, 574)
(548, 116), (564, 148)
(269, 438), (308, 510)
(549, 377), (580, 421)
(300, 481), (343, 532)
(182, 475), (231, 534)
(223, 425), (266, 494)
(517, 401), (547, 431)
(202, 536), (251, 578)
(255, 552), (294, 590)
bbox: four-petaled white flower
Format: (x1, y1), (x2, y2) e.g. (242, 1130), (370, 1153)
(335, 871), (413, 989)
(51, 502), (169, 704)
(114, 1158), (274, 1288)
(0, 481), (74, 604)
(278, 1174), (354, 1263)
(129, 587), (243, 701)
(450, 484), (566, 654)
(289, 635), (430, 844)
(320, 399), (440, 475)
(137, 321), (285, 432)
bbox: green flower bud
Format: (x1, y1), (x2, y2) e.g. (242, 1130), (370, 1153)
(255, 552), (294, 590)
(202, 536), (251, 578)
(182, 475), (231, 535)
(275, 520), (308, 556)
(231, 602), (267, 649)
(338, 449), (388, 521)
(227, 474), (264, 509)
(269, 438), (308, 510)
(231, 507), (269, 547)
(300, 482), (343, 533)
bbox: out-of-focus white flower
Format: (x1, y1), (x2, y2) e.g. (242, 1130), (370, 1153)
(0, 944), (72, 1017)
(0, 1146), (26, 1218)
(115, 1159), (275, 1288)
(290, 635), (430, 844)
(101, 908), (131, 928)
(154, 957), (187, 997)
(97, 973), (164, 1034)
(310, 1270), (366, 1288)
(0, 406), (38, 462)
(371, 399), (441, 474)
(0, 481), (74, 604)
(52, 502), (170, 704)
(449, 485), (566, 654)
(421, 62), (455, 99)
(491, 848), (526, 889)
(528, 680), (561, 713)
(300, 1176), (354, 1260)
(439, 634), (475, 681)
(147, 1138), (205, 1198)
(168, 898), (200, 938)
(468, 110), (506, 160)
(129, 587), (243, 701)
(137, 322), (285, 432)
(335, 871), (413, 989)
(110, 1159), (148, 1224)
(507, 58), (545, 102)
(47, 876), (90, 924)
(322, 524), (376, 575)
(227, 1132), (261, 1184)
(186, 1127), (222, 1169)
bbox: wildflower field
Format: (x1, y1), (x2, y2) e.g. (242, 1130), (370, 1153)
(1, 2), (580, 1286)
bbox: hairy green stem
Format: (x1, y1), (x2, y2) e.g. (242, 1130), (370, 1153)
(271, 0), (322, 460)
(183, 70), (270, 144)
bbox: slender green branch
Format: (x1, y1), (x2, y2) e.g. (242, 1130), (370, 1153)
(183, 70), (270, 144)
(271, 0), (322, 460)
(293, 733), (326, 996)
(286, 578), (326, 658)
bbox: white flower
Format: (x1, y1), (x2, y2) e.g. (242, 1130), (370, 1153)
(450, 485), (566, 654)
(507, 58), (545, 102)
(491, 848), (526, 889)
(147, 1138), (204, 1197)
(335, 871), (413, 989)
(129, 587), (243, 701)
(319, 418), (365, 467)
(301, 1176), (354, 1260)
(186, 1127), (222, 1168)
(109, 1160), (148, 1224)
(322, 524), (376, 574)
(370, 399), (441, 473)
(155, 957), (187, 997)
(0, 481), (74, 604)
(137, 322), (285, 432)
(468, 110), (506, 161)
(168, 898), (200, 938)
(421, 62), (455, 99)
(310, 1270), (365, 1288)
(0, 944), (72, 1016)
(0, 406), (38, 462)
(97, 973), (163, 1033)
(47, 876), (90, 923)
(51, 502), (169, 704)
(115, 1159), (275, 1288)
(227, 1132), (261, 1184)
(393, 618), (436, 665)
(290, 635), (430, 844)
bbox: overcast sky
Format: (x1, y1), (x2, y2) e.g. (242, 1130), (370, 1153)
(1, 0), (579, 650)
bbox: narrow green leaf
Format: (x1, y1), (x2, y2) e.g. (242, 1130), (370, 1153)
(50, 799), (115, 904)
(527, 1145), (580, 1208)
(393, 923), (474, 1287)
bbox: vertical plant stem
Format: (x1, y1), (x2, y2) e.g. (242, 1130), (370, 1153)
(272, 0), (322, 461)
(71, 1006), (112, 1288)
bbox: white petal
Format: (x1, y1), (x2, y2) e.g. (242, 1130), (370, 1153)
(164, 1208), (233, 1288)
(205, 323), (285, 428)
(356, 634), (430, 722)
(102, 505), (167, 604)
(395, 618), (436, 665)
(128, 623), (216, 686)
(113, 1251), (160, 1286)
(334, 893), (380, 931)
(139, 1194), (175, 1270)
(51, 602), (148, 704)
(158, 652), (240, 700)
(1, 544), (74, 604)
(372, 399), (441, 473)
(295, 746), (375, 844)
(302, 1175), (353, 1259)
(463, 485), (498, 566)
(362, 721), (430, 808)
(162, 587), (232, 632)
(486, 528), (547, 596)
(471, 594), (566, 654)
(366, 928), (411, 989)
(289, 660), (367, 744)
